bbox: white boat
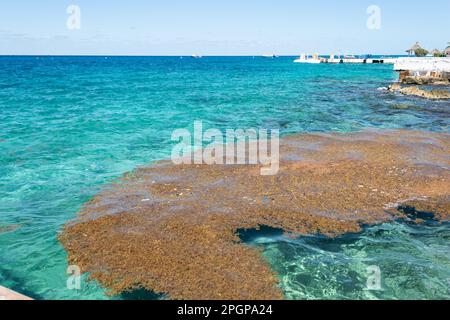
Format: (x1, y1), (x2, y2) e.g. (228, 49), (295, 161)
(262, 54), (278, 58)
(191, 54), (203, 59)
(294, 53), (321, 64)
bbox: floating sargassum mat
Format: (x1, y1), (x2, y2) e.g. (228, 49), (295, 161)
(59, 129), (450, 299)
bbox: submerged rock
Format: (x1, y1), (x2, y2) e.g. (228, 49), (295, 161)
(59, 130), (450, 300)
(389, 103), (410, 110)
(0, 224), (20, 234)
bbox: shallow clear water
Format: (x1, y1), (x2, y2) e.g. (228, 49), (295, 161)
(245, 222), (450, 300)
(0, 56), (449, 299)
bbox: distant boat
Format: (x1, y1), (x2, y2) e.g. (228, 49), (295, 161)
(262, 54), (278, 58)
(294, 53), (321, 64)
(191, 55), (203, 59)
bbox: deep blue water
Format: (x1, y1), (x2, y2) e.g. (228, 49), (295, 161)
(0, 56), (449, 299)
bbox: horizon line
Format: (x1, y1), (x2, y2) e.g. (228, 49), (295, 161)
(0, 53), (410, 57)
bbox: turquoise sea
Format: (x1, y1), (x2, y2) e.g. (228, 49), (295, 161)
(0, 56), (449, 299)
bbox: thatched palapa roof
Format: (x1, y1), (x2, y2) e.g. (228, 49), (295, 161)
(431, 49), (441, 55)
(406, 42), (422, 53)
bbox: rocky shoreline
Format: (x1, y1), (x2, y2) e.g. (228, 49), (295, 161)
(388, 83), (450, 100)
(390, 58), (450, 99)
(399, 74), (449, 86)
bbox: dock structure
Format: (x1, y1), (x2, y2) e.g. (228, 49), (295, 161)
(0, 286), (33, 300)
(327, 57), (397, 64)
(294, 55), (450, 72)
(295, 54), (397, 64)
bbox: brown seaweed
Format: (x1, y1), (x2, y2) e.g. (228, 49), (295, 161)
(59, 129), (450, 300)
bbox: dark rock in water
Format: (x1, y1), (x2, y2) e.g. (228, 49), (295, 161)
(397, 197), (449, 222)
(398, 69), (450, 85)
(401, 76), (449, 86)
(390, 103), (410, 110)
(120, 288), (165, 300)
(397, 205), (435, 221)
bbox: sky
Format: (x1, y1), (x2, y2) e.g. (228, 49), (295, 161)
(0, 0), (449, 55)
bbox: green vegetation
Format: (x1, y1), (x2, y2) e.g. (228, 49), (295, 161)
(414, 48), (429, 57)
